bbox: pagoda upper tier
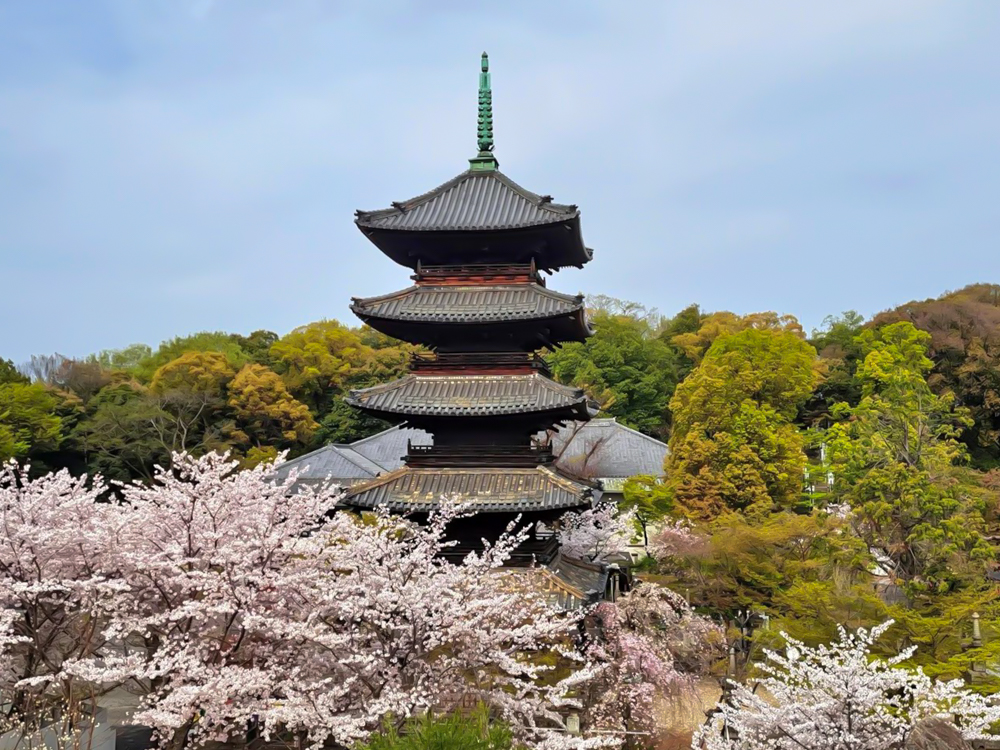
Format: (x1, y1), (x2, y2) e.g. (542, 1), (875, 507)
(351, 262), (591, 350)
(354, 169), (593, 271)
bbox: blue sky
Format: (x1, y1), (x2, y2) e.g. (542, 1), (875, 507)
(1, 1), (999, 364)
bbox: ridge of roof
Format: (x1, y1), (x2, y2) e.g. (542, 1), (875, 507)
(276, 443), (388, 478)
(572, 417), (668, 448)
(355, 169), (578, 223)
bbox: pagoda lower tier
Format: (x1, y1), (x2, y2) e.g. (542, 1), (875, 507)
(339, 463), (596, 564)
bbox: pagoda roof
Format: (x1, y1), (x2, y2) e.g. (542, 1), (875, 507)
(340, 464), (593, 513)
(344, 373), (595, 419)
(351, 283), (586, 325)
(356, 169), (579, 233)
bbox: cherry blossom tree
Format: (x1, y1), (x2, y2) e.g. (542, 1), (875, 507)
(647, 520), (705, 560)
(694, 620), (1000, 750)
(0, 462), (122, 746)
(62, 452), (602, 750)
(559, 503), (636, 563)
(583, 584), (722, 746)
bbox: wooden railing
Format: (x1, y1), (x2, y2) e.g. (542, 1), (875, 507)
(406, 443), (554, 468)
(409, 351), (551, 376)
(413, 261), (541, 284)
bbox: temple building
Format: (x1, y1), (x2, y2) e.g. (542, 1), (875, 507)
(336, 52), (601, 564)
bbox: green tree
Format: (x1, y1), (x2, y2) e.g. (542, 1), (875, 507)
(656, 303), (704, 380)
(0, 358), (28, 385)
(827, 322), (990, 589)
(621, 474), (673, 546)
(874, 284), (1000, 465)
(656, 510), (875, 632)
(0, 383), (64, 462)
(73, 382), (171, 481)
(89, 343), (154, 374)
(230, 330), (279, 367)
(667, 329), (818, 518)
(549, 306), (682, 438)
(800, 311), (866, 428)
(312, 400), (392, 446)
(355, 707), (515, 750)
(671, 310), (804, 365)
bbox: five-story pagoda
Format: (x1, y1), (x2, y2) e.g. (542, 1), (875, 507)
(343, 53), (597, 563)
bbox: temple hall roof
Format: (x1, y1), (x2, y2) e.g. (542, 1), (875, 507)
(341, 464), (593, 513)
(274, 419), (667, 493)
(345, 373), (595, 419)
(351, 284), (586, 325)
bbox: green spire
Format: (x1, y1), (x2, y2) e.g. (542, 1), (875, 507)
(469, 51), (498, 172)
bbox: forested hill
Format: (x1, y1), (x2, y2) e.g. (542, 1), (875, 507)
(2, 284), (999, 483)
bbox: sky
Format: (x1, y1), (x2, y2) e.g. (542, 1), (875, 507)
(1, 1), (999, 364)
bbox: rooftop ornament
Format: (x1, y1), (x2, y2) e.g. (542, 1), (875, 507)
(469, 52), (498, 172)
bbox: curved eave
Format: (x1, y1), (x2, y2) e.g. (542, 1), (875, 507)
(344, 374), (595, 421)
(340, 465), (594, 513)
(349, 284), (587, 325)
(356, 221), (593, 272)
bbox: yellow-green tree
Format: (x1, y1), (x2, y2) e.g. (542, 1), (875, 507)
(671, 310), (804, 364)
(655, 510), (875, 631)
(149, 351), (237, 453)
(227, 364), (317, 449)
(827, 322), (990, 588)
(270, 320), (372, 413)
(667, 329), (818, 519)
(0, 383), (63, 462)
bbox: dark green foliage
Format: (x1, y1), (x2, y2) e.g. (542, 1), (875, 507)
(800, 311), (866, 427)
(549, 302), (683, 438)
(355, 707), (517, 750)
(313, 400), (392, 446)
(0, 358), (29, 385)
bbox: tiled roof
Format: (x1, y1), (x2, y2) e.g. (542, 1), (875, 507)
(273, 445), (386, 487)
(355, 170), (578, 232)
(341, 465), (592, 513)
(351, 284), (585, 324)
(549, 418), (668, 482)
(350, 426), (430, 465)
(345, 373), (594, 418)
(275, 420), (667, 490)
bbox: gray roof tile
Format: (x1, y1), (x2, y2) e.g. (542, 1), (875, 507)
(355, 170), (578, 232)
(549, 418), (668, 480)
(345, 373), (592, 418)
(342, 465), (592, 513)
(351, 283), (585, 324)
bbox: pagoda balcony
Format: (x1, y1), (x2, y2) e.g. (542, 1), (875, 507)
(405, 442), (554, 468)
(413, 261), (542, 285)
(409, 351), (551, 376)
